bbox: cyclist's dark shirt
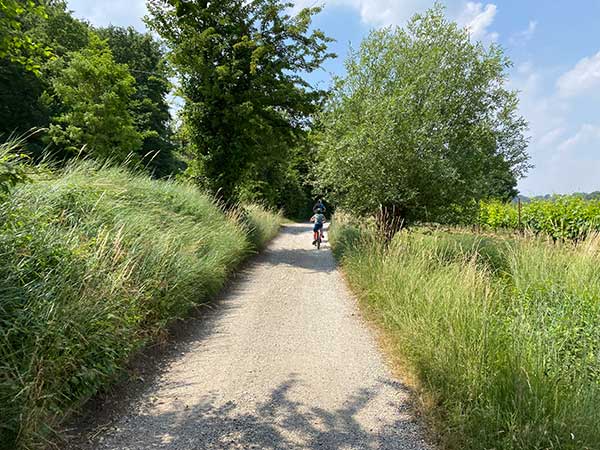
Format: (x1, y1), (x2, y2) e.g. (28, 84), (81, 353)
(313, 201), (325, 213)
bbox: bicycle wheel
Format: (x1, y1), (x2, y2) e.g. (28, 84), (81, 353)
(317, 237), (321, 249)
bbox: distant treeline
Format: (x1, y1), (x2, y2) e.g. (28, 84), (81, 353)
(516, 192), (600, 203)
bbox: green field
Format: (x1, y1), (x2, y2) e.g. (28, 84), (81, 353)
(478, 197), (600, 241)
(0, 162), (281, 449)
(330, 214), (600, 450)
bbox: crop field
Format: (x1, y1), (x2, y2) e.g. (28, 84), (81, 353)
(478, 197), (600, 241)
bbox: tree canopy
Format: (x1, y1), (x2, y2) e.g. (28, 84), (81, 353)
(97, 25), (175, 175)
(314, 5), (530, 221)
(48, 35), (142, 161)
(147, 0), (334, 203)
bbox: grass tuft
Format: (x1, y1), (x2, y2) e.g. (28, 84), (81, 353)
(330, 214), (600, 450)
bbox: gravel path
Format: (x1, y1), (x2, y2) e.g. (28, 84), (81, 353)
(72, 223), (431, 450)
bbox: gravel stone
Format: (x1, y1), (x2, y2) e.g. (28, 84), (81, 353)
(75, 223), (432, 450)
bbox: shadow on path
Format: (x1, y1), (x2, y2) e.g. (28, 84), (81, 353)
(89, 374), (424, 450)
(262, 247), (336, 273)
(61, 223), (340, 448)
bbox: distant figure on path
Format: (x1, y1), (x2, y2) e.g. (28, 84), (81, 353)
(313, 198), (326, 214)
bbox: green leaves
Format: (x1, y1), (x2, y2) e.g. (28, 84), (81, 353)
(480, 196), (600, 240)
(96, 25), (175, 176)
(48, 35), (142, 162)
(147, 0), (333, 203)
(315, 4), (530, 222)
(0, 152), (30, 195)
(0, 136), (34, 196)
(0, 0), (53, 75)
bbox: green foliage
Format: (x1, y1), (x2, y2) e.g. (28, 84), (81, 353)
(0, 161), (282, 449)
(33, 0), (90, 57)
(0, 1), (90, 141)
(239, 203), (283, 249)
(235, 144), (312, 219)
(97, 25), (177, 177)
(479, 196), (600, 240)
(48, 35), (142, 161)
(147, 0), (334, 202)
(0, 137), (32, 195)
(331, 215), (600, 450)
(0, 59), (49, 137)
(0, 0), (52, 74)
(315, 4), (530, 222)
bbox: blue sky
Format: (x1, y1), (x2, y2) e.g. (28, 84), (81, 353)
(66, 0), (600, 196)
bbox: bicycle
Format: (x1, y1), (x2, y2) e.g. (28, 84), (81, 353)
(313, 229), (322, 249)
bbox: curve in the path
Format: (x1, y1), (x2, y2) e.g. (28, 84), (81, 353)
(75, 223), (431, 450)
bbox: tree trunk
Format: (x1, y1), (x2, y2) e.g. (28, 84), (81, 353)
(375, 204), (406, 243)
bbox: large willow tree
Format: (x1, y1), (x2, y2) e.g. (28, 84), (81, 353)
(147, 0), (333, 203)
(315, 5), (530, 222)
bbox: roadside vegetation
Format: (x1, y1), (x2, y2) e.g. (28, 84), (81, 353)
(330, 214), (600, 450)
(0, 159), (281, 449)
(478, 196), (600, 240)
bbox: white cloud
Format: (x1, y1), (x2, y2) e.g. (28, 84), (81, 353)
(458, 2), (498, 42)
(533, 123), (600, 193)
(510, 62), (572, 194)
(557, 124), (600, 154)
(66, 0), (148, 31)
(510, 62), (565, 144)
(538, 127), (566, 147)
(557, 50), (600, 97)
(509, 20), (537, 46)
(513, 62), (600, 195)
(293, 0), (429, 27)
(294, 0), (499, 39)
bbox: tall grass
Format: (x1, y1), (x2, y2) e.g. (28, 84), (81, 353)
(330, 214), (600, 450)
(0, 162), (281, 450)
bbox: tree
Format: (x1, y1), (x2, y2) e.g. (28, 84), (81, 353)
(314, 5), (530, 223)
(0, 59), (49, 137)
(48, 35), (141, 161)
(97, 26), (175, 176)
(0, 1), (90, 142)
(147, 0), (334, 202)
(31, 0), (90, 58)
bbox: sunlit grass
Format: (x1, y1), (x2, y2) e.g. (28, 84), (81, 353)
(0, 161), (281, 449)
(330, 214), (600, 450)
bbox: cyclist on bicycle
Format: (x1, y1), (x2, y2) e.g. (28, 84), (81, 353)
(312, 199), (326, 239)
(310, 208), (326, 246)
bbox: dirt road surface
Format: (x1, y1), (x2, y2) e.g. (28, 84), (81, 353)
(68, 223), (431, 450)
